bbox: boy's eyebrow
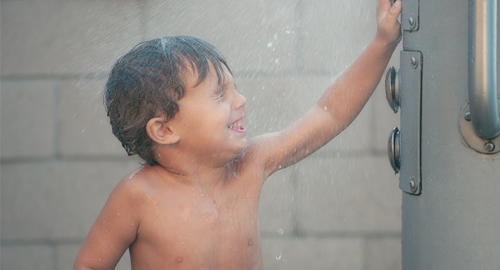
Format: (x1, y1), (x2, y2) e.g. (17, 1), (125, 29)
(213, 80), (224, 95)
(220, 76), (235, 89)
(214, 76), (236, 94)
(224, 77), (236, 89)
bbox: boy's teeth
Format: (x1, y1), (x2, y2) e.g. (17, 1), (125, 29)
(229, 119), (243, 129)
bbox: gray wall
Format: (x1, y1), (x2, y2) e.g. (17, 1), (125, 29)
(0, 0), (402, 269)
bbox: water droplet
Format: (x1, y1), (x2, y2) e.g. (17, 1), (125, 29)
(278, 228), (284, 235)
(324, 106), (328, 110)
(276, 253), (282, 260)
(267, 42), (273, 48)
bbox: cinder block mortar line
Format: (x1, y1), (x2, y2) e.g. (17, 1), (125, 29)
(260, 231), (401, 239)
(369, 90), (377, 155)
(52, 245), (59, 270)
(369, 149), (392, 157)
(0, 69), (345, 81)
(300, 150), (387, 160)
(225, 69), (346, 78)
(0, 234), (401, 246)
(0, 238), (84, 246)
(362, 237), (368, 270)
(290, 163), (300, 236)
(138, 0), (148, 41)
(294, 0), (305, 73)
(0, 155), (135, 164)
(54, 80), (62, 160)
(0, 149), (387, 164)
(0, 74), (109, 81)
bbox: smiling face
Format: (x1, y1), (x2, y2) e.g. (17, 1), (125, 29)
(171, 62), (247, 166)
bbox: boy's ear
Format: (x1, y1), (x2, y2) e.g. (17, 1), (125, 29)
(146, 117), (179, 145)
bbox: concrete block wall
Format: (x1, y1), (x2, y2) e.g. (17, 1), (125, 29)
(1, 0), (402, 269)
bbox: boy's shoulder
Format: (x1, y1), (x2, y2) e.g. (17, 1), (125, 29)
(110, 165), (169, 203)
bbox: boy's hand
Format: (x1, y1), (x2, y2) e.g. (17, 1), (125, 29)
(376, 0), (402, 47)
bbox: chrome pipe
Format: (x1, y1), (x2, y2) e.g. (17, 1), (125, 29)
(468, 0), (500, 140)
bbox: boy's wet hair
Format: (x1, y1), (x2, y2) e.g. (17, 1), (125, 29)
(105, 36), (231, 166)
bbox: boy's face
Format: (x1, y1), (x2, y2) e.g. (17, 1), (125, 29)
(173, 63), (247, 164)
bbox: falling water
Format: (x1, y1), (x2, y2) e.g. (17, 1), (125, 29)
(0, 0), (401, 268)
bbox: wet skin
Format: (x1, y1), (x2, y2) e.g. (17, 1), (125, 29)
(119, 163), (264, 270)
(74, 1), (402, 268)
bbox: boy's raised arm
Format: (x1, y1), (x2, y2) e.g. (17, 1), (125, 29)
(250, 0), (402, 178)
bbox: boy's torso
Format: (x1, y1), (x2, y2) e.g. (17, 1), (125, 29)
(127, 164), (264, 270)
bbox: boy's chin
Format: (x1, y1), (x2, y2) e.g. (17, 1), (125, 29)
(211, 144), (247, 167)
(229, 140), (248, 157)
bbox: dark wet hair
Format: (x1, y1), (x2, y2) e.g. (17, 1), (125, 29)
(105, 36), (231, 166)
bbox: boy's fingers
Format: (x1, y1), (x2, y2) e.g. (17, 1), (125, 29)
(377, 0), (393, 13)
(387, 0), (402, 21)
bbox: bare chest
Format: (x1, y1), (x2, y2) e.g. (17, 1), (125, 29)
(130, 182), (263, 269)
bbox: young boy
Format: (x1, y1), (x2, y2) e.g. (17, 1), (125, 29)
(74, 1), (401, 269)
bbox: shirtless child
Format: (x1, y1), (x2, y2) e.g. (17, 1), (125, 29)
(74, 1), (401, 269)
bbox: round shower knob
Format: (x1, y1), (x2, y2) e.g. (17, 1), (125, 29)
(387, 126), (401, 174)
(385, 66), (401, 113)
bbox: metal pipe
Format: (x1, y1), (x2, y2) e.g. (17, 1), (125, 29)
(468, 0), (500, 140)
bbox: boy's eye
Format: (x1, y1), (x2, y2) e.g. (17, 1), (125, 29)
(218, 89), (225, 99)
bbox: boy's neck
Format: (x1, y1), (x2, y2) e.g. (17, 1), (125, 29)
(153, 152), (230, 190)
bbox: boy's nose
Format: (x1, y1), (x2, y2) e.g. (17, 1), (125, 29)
(233, 92), (247, 110)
